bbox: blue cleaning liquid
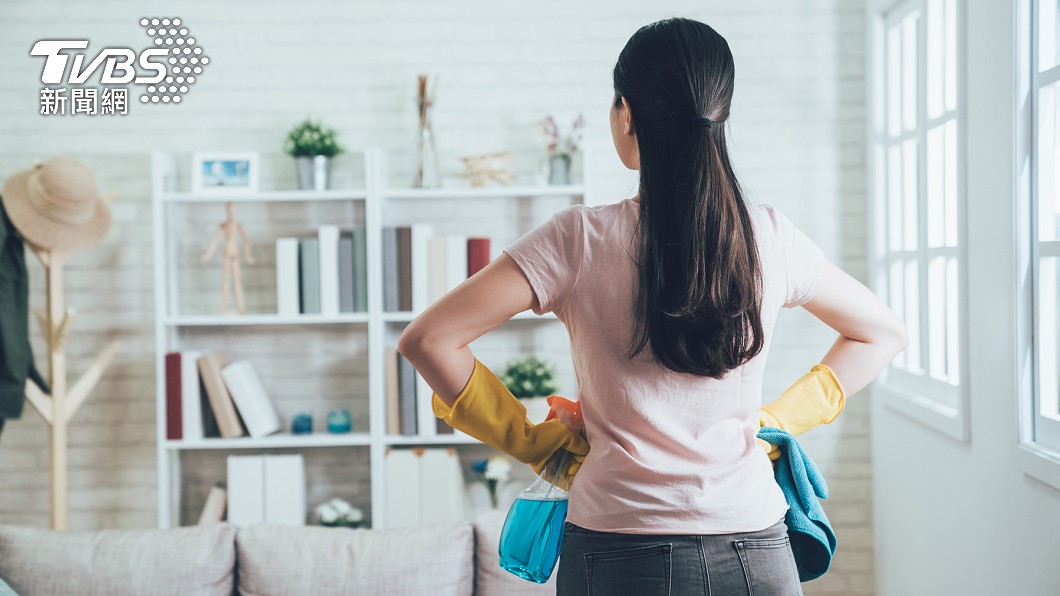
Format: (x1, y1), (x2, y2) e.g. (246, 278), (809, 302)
(498, 497), (569, 583)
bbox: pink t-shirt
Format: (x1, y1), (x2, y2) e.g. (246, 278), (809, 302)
(503, 198), (825, 535)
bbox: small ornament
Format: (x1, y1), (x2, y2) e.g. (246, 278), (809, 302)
(327, 409), (352, 433)
(291, 413), (313, 435)
(200, 201), (255, 314)
(459, 151), (516, 187)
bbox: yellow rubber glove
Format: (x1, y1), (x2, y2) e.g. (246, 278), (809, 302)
(432, 358), (589, 488)
(758, 364), (846, 461)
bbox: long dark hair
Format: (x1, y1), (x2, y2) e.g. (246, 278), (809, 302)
(615, 18), (764, 378)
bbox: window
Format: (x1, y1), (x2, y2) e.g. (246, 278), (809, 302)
(1028, 0), (1060, 453)
(872, 0), (968, 439)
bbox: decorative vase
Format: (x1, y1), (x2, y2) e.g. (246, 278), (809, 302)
(548, 154), (571, 185)
(296, 155), (332, 191)
(414, 122), (440, 188)
(326, 409), (351, 433)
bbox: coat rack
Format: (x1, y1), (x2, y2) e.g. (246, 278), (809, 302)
(22, 247), (120, 530)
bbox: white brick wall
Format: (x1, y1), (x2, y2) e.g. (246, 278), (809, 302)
(0, 1), (869, 592)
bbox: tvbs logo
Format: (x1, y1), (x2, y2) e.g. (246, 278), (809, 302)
(31, 17), (207, 113)
(31, 40), (168, 85)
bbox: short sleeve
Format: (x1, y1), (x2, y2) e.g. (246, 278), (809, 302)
(503, 205), (585, 315)
(763, 205), (826, 308)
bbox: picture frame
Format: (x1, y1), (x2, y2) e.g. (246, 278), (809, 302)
(191, 152), (260, 195)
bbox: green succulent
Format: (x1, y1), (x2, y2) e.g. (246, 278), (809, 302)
(501, 356), (558, 398)
(284, 118), (345, 158)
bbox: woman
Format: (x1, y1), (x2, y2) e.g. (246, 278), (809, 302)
(399, 17), (907, 596)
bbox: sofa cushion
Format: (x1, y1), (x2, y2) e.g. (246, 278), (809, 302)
(0, 523), (236, 596)
(236, 523), (474, 596)
(472, 510), (556, 596)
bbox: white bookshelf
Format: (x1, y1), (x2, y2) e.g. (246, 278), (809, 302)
(152, 148), (588, 529)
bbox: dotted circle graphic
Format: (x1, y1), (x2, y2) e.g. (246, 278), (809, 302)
(139, 17), (208, 105)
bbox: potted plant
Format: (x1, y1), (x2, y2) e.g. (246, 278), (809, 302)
(284, 118), (344, 191)
(501, 355), (559, 423)
(538, 114), (585, 185)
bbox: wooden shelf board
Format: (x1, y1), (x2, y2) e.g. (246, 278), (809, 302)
(165, 432), (371, 450)
(382, 184), (584, 200)
(385, 434), (482, 446)
(163, 189), (367, 203)
(165, 313), (370, 326)
(381, 311), (556, 323)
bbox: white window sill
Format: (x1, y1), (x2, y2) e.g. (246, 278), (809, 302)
(875, 381), (970, 442)
(1013, 442), (1060, 492)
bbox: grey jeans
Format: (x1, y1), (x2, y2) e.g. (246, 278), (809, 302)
(555, 516), (804, 596)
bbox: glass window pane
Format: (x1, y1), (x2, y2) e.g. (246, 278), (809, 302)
(906, 259), (922, 373)
(927, 0), (944, 119)
(888, 25), (903, 137)
(1040, 0), (1059, 72)
(927, 125), (945, 247)
(1039, 82), (1060, 242)
(944, 0), (957, 112)
(946, 256), (959, 385)
(891, 259), (906, 369)
(928, 256), (947, 380)
(888, 144), (903, 251)
(1039, 257), (1060, 419)
(945, 118), (958, 246)
(903, 13), (919, 131)
(903, 139), (919, 251)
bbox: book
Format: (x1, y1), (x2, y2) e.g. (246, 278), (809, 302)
(220, 360), (281, 439)
(383, 449), (420, 528)
(197, 351), (247, 439)
(275, 238), (300, 316)
(181, 349), (204, 441)
(397, 226), (413, 311)
(227, 455), (264, 526)
(318, 225), (340, 315)
(352, 228), (368, 312)
(299, 237), (321, 314)
(418, 449), (465, 525)
(382, 227), (398, 311)
(338, 231), (355, 313)
(397, 352), (417, 436)
(200, 373), (221, 439)
(197, 485), (227, 526)
(411, 224), (435, 312)
(428, 236), (447, 303)
(416, 372), (436, 438)
(467, 237), (491, 277)
(444, 235), (468, 292)
(263, 454), (306, 526)
(385, 348), (401, 435)
(164, 352), (183, 440)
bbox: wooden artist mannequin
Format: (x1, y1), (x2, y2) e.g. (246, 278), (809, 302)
(201, 201), (255, 314)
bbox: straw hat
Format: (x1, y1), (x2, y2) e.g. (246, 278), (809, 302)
(0, 156), (110, 252)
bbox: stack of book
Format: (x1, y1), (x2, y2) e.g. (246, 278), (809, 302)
(276, 226), (368, 316)
(226, 454), (306, 527)
(384, 348), (465, 438)
(164, 351), (281, 441)
(383, 448), (465, 528)
(382, 225), (491, 312)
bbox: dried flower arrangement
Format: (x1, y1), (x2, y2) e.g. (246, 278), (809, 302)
(538, 114), (586, 159)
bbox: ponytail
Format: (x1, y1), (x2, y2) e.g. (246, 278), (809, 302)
(616, 18), (764, 378)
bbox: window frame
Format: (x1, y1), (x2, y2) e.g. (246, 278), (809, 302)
(1015, 0), (1060, 491)
(869, 0), (971, 441)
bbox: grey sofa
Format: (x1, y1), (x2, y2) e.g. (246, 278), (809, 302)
(0, 510), (554, 596)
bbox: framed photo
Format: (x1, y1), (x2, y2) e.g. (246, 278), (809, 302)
(191, 152), (260, 195)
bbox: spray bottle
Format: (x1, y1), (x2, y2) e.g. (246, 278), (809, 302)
(498, 396), (584, 583)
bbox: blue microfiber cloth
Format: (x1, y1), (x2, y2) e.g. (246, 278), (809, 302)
(756, 426), (837, 582)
